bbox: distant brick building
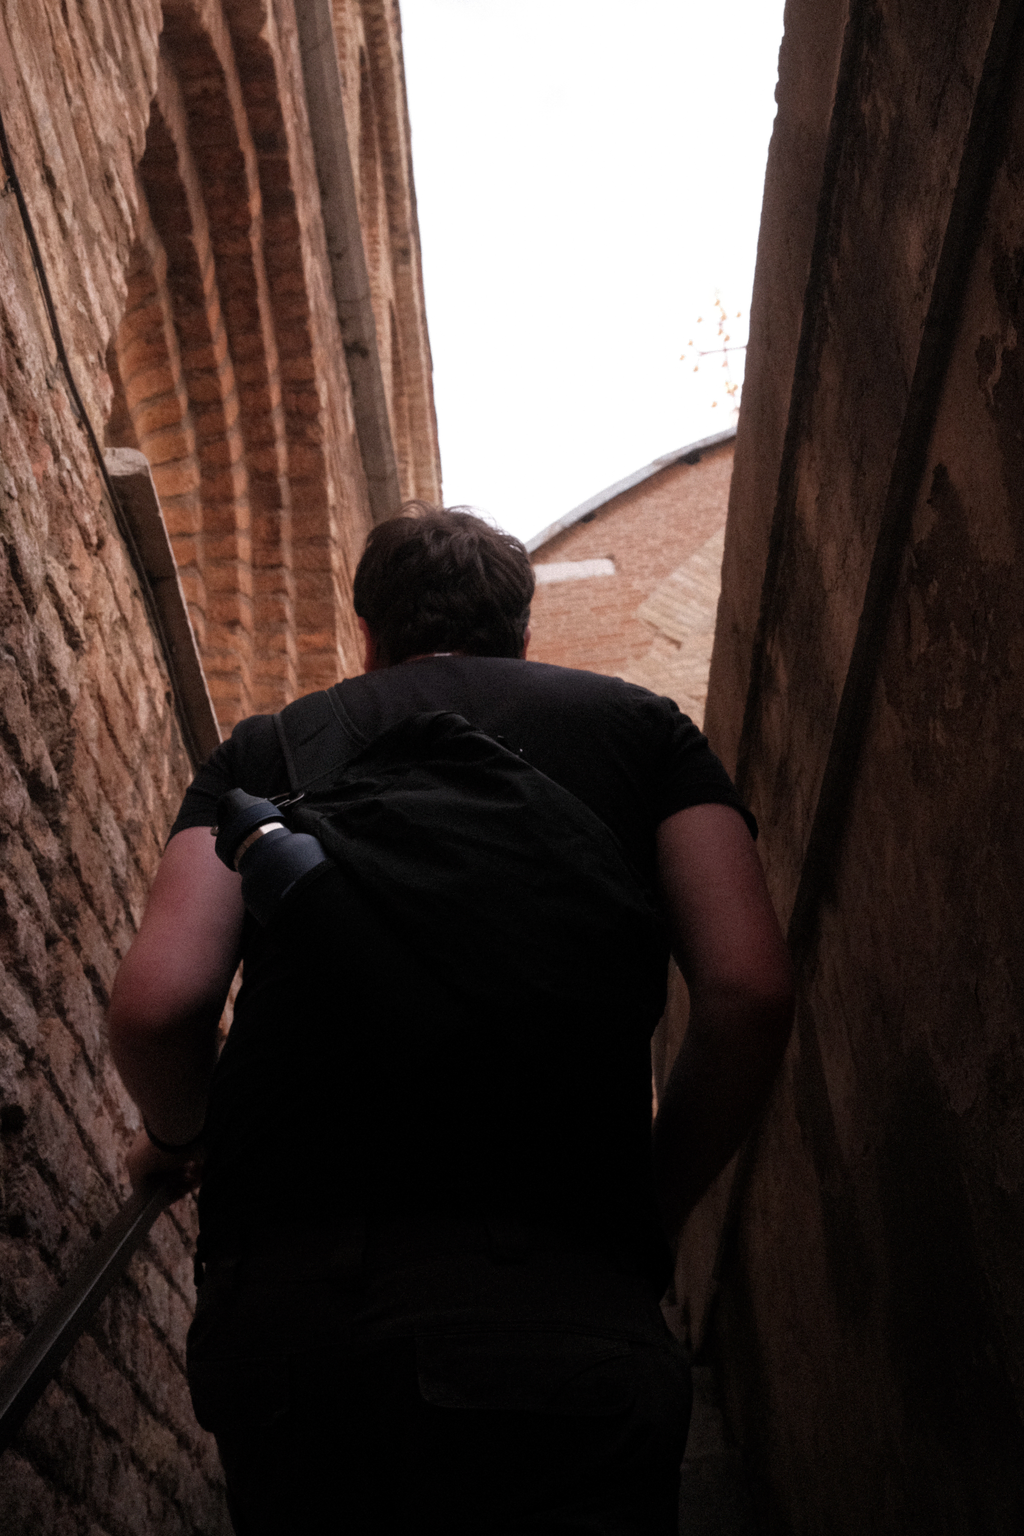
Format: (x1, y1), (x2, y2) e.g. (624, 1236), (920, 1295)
(0, 1), (437, 1528)
(527, 429), (734, 726)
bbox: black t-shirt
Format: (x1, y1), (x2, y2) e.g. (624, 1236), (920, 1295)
(176, 658), (754, 1284)
(172, 656), (755, 889)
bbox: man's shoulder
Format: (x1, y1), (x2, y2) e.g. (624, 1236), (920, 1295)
(513, 658), (660, 697)
(337, 655), (680, 710)
(489, 659), (689, 727)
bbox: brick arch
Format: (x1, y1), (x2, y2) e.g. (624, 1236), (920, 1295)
(358, 43), (386, 307)
(388, 300), (415, 500)
(110, 0), (353, 726)
(108, 186), (208, 652)
(108, 70), (257, 729)
(216, 0), (369, 694)
(358, 35), (417, 501)
(106, 0), (435, 723)
(354, 0), (441, 503)
(160, 0), (303, 713)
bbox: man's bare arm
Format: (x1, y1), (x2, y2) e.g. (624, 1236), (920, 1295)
(108, 827), (245, 1175)
(652, 803), (795, 1245)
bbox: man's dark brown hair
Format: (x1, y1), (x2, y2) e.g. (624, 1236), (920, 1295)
(353, 503), (535, 665)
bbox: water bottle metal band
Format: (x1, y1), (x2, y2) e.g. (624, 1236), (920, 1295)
(233, 821), (285, 869)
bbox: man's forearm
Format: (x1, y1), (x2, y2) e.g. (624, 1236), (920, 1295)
(652, 986), (793, 1245)
(109, 1007), (221, 1145)
(107, 827), (245, 1146)
(652, 804), (795, 1246)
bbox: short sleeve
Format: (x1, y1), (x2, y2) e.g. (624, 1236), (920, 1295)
(647, 696), (757, 839)
(167, 713), (291, 840)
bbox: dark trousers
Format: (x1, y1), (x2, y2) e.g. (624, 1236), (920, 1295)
(187, 1235), (691, 1535)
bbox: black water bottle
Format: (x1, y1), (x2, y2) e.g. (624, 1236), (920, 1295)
(214, 789), (328, 924)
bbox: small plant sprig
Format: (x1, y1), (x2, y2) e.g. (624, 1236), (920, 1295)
(680, 294), (746, 413)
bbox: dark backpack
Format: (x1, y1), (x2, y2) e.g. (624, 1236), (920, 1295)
(271, 694), (668, 1028)
(201, 690), (671, 1283)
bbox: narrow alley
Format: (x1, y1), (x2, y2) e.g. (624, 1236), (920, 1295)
(1, 0), (1023, 1531)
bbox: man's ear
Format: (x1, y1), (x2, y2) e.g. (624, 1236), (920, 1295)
(358, 617), (381, 673)
(521, 624), (531, 660)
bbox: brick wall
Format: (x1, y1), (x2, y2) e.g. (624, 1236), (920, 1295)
(1, 0), (438, 1528)
(332, 0), (441, 507)
(105, 0), (441, 728)
(528, 439), (734, 726)
(0, 0), (231, 1523)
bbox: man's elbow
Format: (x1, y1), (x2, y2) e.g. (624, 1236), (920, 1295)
(693, 960), (795, 1058)
(755, 978), (795, 1063)
(753, 952), (796, 1041)
(107, 977), (175, 1073)
(107, 959), (215, 1055)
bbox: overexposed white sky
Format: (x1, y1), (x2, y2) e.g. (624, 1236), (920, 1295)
(400, 0), (785, 545)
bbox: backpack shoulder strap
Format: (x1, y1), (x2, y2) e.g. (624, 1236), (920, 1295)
(272, 687), (366, 794)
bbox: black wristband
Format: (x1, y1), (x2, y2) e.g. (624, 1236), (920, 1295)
(142, 1117), (204, 1155)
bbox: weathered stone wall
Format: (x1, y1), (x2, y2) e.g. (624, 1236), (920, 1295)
(1, 0), (438, 1528)
(686, 0), (1024, 1529)
(528, 439), (734, 725)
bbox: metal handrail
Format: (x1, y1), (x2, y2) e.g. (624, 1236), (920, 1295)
(0, 1176), (178, 1455)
